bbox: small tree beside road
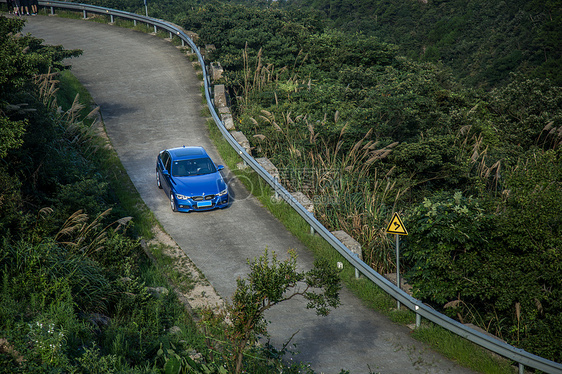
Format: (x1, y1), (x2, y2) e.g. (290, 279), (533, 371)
(201, 248), (342, 374)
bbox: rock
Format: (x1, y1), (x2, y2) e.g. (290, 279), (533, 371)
(383, 273), (413, 295)
(256, 157), (280, 180)
(331, 230), (362, 260)
(210, 62), (224, 82)
(146, 286), (169, 298)
(214, 84), (228, 108)
(237, 162), (249, 170)
(291, 191), (314, 213)
(231, 131), (251, 154)
(222, 113), (235, 130)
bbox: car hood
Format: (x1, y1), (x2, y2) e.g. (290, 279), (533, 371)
(173, 172), (226, 196)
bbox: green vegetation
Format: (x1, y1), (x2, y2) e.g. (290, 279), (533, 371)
(163, 1), (561, 362)
(73, 0), (560, 364)
(6, 0), (562, 369)
(411, 325), (516, 373)
(0, 17), (210, 373)
(282, 0), (562, 88)
(204, 117), (515, 374)
(1, 14), (339, 373)
(0, 15), (205, 373)
(201, 249), (341, 374)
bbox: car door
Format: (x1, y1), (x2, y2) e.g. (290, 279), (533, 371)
(160, 151), (173, 195)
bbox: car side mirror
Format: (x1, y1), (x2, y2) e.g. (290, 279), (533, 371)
(162, 170), (170, 176)
(217, 165), (224, 171)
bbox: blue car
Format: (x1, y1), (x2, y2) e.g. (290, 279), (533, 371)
(156, 146), (229, 212)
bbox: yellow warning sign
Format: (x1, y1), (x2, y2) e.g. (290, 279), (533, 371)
(386, 212), (408, 235)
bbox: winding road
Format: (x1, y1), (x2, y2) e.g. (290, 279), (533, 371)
(23, 15), (475, 374)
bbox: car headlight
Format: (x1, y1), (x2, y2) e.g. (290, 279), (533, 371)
(217, 189), (228, 197)
(176, 193), (190, 200)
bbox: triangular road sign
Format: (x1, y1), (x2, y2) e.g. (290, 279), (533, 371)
(386, 212), (408, 235)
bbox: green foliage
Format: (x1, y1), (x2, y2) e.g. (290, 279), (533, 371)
(156, 342), (228, 374)
(0, 16), (80, 159)
(0, 115), (26, 160)
(390, 134), (470, 191)
(411, 324), (515, 374)
(177, 1), (322, 73)
(0, 22), (214, 373)
(403, 160), (562, 361)
(201, 249), (341, 374)
(27, 320), (69, 367)
(403, 192), (493, 305)
(160, 0), (561, 360)
(487, 75), (562, 153)
(283, 0), (562, 87)
(242, 249), (341, 316)
(30, 0), (562, 364)
(489, 150), (562, 359)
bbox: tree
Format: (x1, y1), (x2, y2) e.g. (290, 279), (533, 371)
(0, 16), (80, 158)
(201, 249), (341, 374)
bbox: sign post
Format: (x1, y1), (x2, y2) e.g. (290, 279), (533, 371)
(386, 212), (408, 309)
(144, 0), (148, 17)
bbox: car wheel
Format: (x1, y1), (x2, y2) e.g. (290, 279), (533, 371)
(170, 193), (178, 212)
(156, 170), (162, 189)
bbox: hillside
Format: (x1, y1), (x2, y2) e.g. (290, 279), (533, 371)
(281, 0), (562, 88)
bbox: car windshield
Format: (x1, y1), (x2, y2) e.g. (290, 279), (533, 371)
(172, 157), (217, 177)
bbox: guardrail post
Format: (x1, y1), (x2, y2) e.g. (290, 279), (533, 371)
(291, 192), (314, 234)
(169, 32), (173, 39)
(415, 305), (421, 327)
(83, 9), (86, 18)
(519, 363), (524, 374)
(110, 14), (114, 23)
(274, 177), (280, 200)
(50, 6), (54, 15)
(153, 25), (157, 33)
(134, 19), (137, 26)
(331, 231), (362, 279)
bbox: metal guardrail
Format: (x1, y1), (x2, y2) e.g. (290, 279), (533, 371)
(35, 2), (562, 373)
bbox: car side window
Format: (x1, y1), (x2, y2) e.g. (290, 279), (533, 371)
(162, 152), (171, 173)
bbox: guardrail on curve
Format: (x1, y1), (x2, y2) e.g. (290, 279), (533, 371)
(34, 2), (562, 373)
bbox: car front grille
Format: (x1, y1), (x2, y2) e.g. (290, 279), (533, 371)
(192, 195), (215, 201)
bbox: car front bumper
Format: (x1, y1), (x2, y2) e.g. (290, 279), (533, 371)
(175, 195), (229, 212)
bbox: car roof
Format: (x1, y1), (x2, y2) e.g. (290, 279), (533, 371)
(167, 146), (208, 159)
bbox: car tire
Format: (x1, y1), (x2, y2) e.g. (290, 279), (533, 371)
(156, 170), (162, 189)
(170, 193), (178, 212)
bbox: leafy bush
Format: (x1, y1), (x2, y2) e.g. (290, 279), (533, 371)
(403, 192), (493, 306)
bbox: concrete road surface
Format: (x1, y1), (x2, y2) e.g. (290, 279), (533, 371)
(23, 15), (476, 374)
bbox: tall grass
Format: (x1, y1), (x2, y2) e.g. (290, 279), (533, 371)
(54, 70), (157, 237)
(205, 117), (413, 323)
(242, 106), (406, 274)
